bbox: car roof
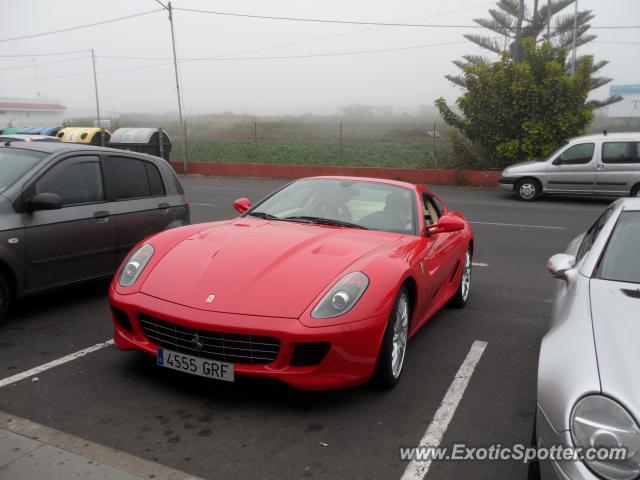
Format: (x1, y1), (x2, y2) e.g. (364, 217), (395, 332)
(568, 132), (640, 143)
(0, 141), (160, 161)
(299, 175), (418, 190)
(619, 198), (640, 212)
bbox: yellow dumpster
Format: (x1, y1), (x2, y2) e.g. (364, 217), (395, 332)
(57, 127), (111, 146)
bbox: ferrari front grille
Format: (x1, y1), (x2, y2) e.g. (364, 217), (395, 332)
(138, 314), (281, 365)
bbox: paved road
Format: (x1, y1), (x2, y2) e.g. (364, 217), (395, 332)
(0, 176), (613, 480)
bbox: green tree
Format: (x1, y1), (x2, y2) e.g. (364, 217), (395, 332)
(436, 40), (595, 167)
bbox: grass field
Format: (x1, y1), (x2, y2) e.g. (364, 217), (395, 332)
(173, 139), (456, 169)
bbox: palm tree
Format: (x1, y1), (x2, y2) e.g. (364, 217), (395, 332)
(447, 0), (619, 106)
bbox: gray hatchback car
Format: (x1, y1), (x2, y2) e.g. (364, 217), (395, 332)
(0, 141), (189, 322)
(499, 132), (640, 201)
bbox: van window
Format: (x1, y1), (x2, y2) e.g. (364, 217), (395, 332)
(602, 142), (638, 164)
(558, 143), (595, 165)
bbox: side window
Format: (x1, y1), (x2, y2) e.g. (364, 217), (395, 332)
(145, 162), (166, 196)
(602, 142), (637, 164)
(421, 193), (441, 226)
(110, 157), (150, 200)
(36, 157), (104, 206)
(558, 143), (595, 165)
(576, 208), (613, 262)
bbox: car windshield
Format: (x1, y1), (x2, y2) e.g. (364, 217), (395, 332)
(0, 148), (48, 193)
(248, 178), (417, 234)
(535, 142), (568, 161)
(596, 211), (640, 284)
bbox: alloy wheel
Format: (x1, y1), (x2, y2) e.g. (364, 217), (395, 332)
(391, 293), (409, 379)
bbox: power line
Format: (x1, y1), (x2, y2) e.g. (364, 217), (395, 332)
(0, 55), (89, 72)
(0, 49), (89, 58)
(174, 7), (484, 29)
(0, 9), (162, 43)
(174, 7), (640, 31)
(96, 39), (471, 63)
(0, 39), (472, 82)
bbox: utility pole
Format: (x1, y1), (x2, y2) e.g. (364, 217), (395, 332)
(32, 59), (41, 99)
(571, 0), (578, 75)
(547, 0), (552, 40)
(90, 48), (104, 146)
(157, 0), (188, 173)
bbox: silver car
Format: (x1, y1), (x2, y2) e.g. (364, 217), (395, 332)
(499, 133), (640, 201)
(534, 197), (640, 479)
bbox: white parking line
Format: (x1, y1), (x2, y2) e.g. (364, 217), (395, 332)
(401, 340), (488, 480)
(0, 340), (114, 389)
(190, 202), (220, 207)
(472, 262), (488, 267)
(471, 221), (565, 230)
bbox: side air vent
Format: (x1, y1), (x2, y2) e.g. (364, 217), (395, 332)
(621, 289), (640, 299)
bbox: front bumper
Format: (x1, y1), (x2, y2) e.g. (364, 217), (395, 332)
(498, 176), (516, 191)
(536, 405), (600, 480)
(109, 287), (388, 390)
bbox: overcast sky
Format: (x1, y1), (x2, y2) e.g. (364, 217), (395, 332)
(1, 0), (638, 116)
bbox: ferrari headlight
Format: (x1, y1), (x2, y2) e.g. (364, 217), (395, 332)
(118, 244), (154, 287)
(571, 395), (640, 480)
(311, 272), (369, 319)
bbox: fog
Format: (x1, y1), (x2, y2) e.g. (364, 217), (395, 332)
(1, 0), (639, 116)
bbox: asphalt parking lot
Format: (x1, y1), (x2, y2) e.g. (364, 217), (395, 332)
(0, 176), (614, 480)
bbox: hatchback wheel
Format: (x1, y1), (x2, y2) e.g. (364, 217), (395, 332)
(371, 286), (410, 389)
(0, 274), (10, 324)
(516, 179), (541, 201)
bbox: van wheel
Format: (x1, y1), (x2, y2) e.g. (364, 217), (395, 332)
(0, 274), (10, 324)
(516, 179), (541, 201)
(630, 184), (640, 198)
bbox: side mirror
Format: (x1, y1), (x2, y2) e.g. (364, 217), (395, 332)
(233, 197), (251, 214)
(546, 253), (576, 280)
(27, 192), (63, 211)
(426, 215), (466, 235)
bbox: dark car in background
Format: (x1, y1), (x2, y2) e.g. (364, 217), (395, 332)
(0, 142), (189, 322)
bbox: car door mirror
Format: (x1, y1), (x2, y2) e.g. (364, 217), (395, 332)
(426, 215), (465, 235)
(233, 197), (251, 213)
(27, 192), (63, 211)
(546, 253), (576, 281)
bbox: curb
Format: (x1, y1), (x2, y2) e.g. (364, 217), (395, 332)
(170, 161), (501, 187)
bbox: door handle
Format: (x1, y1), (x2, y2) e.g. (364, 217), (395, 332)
(596, 165), (605, 171)
(158, 202), (170, 213)
(94, 211), (110, 223)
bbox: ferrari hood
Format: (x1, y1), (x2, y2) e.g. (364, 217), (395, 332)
(141, 219), (401, 318)
(590, 278), (640, 418)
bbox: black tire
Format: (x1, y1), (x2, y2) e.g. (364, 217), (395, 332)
(449, 248), (472, 309)
(370, 286), (411, 390)
(515, 178), (541, 202)
(630, 184), (640, 198)
(0, 274), (10, 324)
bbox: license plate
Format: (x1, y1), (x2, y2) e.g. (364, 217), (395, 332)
(157, 348), (235, 382)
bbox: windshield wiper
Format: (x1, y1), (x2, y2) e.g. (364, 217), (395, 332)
(246, 211), (280, 220)
(283, 215), (368, 230)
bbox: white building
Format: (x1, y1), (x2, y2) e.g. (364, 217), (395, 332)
(0, 97), (66, 129)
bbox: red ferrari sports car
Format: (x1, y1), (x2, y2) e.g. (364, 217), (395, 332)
(109, 176), (473, 390)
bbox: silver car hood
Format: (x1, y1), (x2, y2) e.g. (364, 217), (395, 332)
(505, 160), (545, 172)
(590, 278), (640, 420)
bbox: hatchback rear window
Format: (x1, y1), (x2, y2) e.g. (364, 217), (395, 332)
(0, 148), (47, 193)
